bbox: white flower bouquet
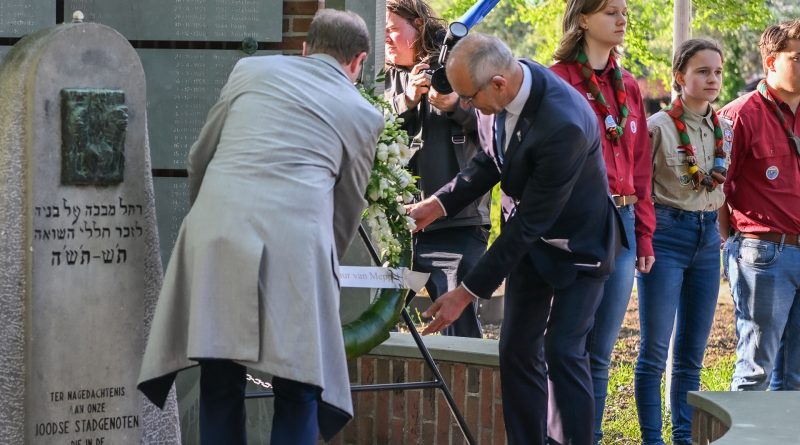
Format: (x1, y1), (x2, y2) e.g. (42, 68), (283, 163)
(359, 86), (419, 266)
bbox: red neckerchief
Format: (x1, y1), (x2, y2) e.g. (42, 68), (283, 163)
(664, 97), (727, 191)
(576, 52), (628, 140)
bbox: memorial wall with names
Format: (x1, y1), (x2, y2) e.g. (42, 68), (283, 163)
(63, 0), (281, 41)
(1, 0), (286, 267)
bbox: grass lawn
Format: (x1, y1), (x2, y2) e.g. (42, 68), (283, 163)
(600, 281), (736, 444)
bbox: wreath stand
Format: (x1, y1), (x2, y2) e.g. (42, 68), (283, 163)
(245, 224), (476, 444)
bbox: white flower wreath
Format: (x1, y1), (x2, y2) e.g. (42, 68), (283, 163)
(341, 85), (420, 359)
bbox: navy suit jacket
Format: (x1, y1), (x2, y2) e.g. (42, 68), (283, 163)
(434, 59), (624, 297)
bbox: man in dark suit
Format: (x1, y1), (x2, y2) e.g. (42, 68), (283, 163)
(409, 33), (624, 445)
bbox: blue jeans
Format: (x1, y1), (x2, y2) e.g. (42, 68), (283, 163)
(634, 205), (720, 445)
(271, 376), (323, 445)
(587, 204), (636, 444)
(198, 360), (324, 445)
(727, 234), (800, 391)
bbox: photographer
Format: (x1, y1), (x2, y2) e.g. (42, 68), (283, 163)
(385, 0), (489, 338)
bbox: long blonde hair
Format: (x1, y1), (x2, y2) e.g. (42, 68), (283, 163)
(554, 0), (622, 63)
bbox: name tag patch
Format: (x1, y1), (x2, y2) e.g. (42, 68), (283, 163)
(766, 166), (779, 181)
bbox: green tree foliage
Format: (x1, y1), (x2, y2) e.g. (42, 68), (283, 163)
(427, 0), (775, 105)
(424, 0), (776, 243)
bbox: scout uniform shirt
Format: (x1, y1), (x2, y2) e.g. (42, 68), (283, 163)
(721, 87), (800, 234)
(648, 105), (732, 211)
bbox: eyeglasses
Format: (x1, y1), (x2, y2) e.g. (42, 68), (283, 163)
(458, 78), (493, 105)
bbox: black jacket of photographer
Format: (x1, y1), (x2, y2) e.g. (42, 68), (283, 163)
(384, 67), (490, 231)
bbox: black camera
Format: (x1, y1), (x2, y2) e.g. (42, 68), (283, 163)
(424, 64), (454, 94)
(423, 22), (469, 95)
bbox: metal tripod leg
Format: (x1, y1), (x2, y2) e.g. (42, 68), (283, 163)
(356, 225), (476, 444)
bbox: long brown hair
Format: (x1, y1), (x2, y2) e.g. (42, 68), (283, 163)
(672, 38), (724, 93)
(554, 0), (621, 63)
(386, 0), (446, 63)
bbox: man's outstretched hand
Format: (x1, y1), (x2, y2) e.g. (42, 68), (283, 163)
(406, 197), (445, 233)
(421, 286), (474, 335)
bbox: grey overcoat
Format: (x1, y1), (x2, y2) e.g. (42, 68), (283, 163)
(137, 53), (383, 438)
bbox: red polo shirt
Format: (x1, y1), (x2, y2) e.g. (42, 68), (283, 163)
(720, 88), (800, 234)
(551, 61), (655, 257)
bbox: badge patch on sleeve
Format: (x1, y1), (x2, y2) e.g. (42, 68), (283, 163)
(630, 120), (637, 134)
(766, 166), (779, 181)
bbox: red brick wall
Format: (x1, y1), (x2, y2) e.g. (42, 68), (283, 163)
(266, 0), (324, 53)
(325, 355), (507, 445)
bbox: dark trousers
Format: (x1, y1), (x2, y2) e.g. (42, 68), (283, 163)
(414, 225), (488, 337)
(199, 360), (247, 445)
(499, 257), (605, 445)
(199, 360), (322, 445)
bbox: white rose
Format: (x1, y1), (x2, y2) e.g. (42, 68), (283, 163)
(389, 142), (400, 158)
(376, 144), (389, 162)
(398, 144), (413, 165)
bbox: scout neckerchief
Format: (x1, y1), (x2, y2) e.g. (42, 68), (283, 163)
(664, 96), (727, 191)
(576, 52), (628, 140)
(757, 79), (800, 156)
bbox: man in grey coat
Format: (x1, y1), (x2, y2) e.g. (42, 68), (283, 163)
(137, 9), (384, 444)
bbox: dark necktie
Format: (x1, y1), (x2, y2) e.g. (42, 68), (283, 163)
(494, 109), (508, 164)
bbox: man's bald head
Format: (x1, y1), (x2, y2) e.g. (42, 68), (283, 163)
(446, 33), (517, 86)
(444, 33), (522, 115)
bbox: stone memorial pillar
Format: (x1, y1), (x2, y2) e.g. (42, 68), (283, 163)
(0, 17), (180, 444)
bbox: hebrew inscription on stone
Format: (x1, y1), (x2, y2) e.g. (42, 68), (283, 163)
(34, 197), (144, 268)
(61, 89), (128, 186)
